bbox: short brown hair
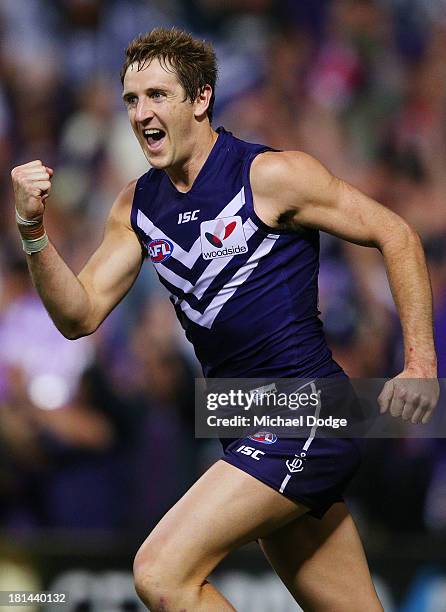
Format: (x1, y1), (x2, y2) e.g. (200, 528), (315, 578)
(121, 27), (218, 122)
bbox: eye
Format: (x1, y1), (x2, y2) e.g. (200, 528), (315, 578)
(150, 91), (165, 100)
(124, 95), (137, 107)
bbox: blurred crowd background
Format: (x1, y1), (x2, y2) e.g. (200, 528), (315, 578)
(1, 0), (446, 609)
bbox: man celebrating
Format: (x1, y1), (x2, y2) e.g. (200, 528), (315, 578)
(11, 27), (438, 611)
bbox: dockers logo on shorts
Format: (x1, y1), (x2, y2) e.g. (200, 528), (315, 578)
(248, 431), (278, 444)
(148, 239), (174, 263)
(200, 216), (248, 260)
(286, 452), (306, 473)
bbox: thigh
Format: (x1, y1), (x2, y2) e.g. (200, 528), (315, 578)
(135, 460), (309, 585)
(259, 502), (383, 612)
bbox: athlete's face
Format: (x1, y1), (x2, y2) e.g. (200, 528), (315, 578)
(123, 59), (199, 170)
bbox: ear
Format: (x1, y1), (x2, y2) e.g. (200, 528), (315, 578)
(193, 84), (213, 119)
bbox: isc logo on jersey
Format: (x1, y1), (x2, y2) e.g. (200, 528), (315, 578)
(148, 239), (174, 263)
(200, 216), (248, 260)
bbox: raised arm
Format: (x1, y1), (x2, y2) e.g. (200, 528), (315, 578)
(251, 151), (439, 424)
(11, 161), (143, 339)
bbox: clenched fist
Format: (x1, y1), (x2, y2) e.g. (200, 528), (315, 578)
(378, 370), (440, 424)
(11, 160), (53, 222)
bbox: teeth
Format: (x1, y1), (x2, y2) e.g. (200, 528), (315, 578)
(144, 129), (162, 135)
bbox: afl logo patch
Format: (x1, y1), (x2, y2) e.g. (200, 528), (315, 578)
(148, 239), (173, 263)
(248, 431), (277, 444)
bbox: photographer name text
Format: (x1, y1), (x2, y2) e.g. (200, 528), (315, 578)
(207, 415), (348, 429)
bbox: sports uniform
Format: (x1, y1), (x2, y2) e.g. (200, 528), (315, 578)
(131, 127), (362, 518)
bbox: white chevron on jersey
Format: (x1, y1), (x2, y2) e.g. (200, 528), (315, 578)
(136, 187), (246, 269)
(154, 217), (258, 300)
(179, 233), (279, 329)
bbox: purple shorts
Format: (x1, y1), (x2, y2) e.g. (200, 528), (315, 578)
(221, 434), (362, 519)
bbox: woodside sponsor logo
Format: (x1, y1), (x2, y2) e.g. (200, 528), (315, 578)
(201, 216), (248, 259)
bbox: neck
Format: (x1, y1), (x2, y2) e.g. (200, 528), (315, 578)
(166, 127), (218, 193)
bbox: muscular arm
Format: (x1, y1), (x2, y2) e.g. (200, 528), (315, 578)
(251, 151), (439, 422)
(23, 180), (142, 339)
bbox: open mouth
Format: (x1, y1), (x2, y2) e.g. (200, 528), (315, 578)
(143, 128), (166, 149)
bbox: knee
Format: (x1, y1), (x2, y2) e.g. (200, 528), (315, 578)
(133, 544), (167, 606)
(133, 540), (187, 610)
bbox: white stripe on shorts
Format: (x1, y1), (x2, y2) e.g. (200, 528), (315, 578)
(279, 382), (321, 494)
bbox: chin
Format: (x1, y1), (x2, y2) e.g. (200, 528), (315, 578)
(147, 156), (169, 170)
(143, 150), (169, 169)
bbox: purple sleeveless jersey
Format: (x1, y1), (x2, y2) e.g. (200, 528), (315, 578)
(130, 127), (361, 518)
(131, 127), (343, 380)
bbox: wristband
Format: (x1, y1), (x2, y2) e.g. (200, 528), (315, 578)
(21, 233), (49, 255)
(15, 208), (42, 226)
(15, 208), (48, 254)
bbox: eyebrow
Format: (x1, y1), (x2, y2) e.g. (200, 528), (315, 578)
(122, 87), (169, 101)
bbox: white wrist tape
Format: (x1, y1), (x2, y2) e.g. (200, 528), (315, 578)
(15, 208), (48, 254)
(15, 208), (42, 226)
(21, 234), (49, 255)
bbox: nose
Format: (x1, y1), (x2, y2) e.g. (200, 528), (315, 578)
(135, 96), (154, 124)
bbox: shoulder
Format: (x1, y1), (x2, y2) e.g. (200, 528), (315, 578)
(119, 177), (138, 201)
(251, 150), (337, 212)
(251, 151), (329, 195)
(108, 178), (138, 230)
